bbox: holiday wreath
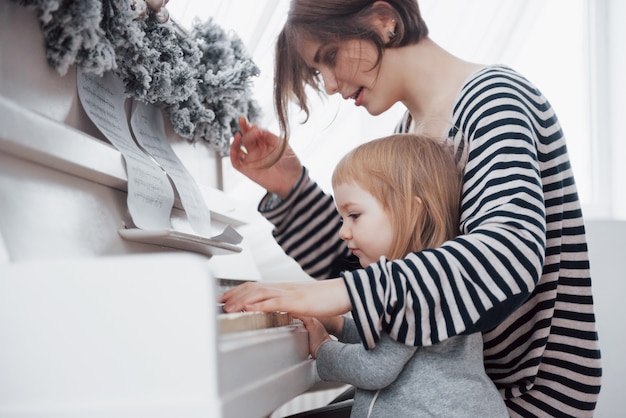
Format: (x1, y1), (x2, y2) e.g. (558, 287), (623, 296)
(10, 0), (262, 156)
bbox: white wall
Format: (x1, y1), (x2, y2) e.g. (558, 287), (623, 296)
(592, 3), (626, 412)
(585, 220), (626, 417)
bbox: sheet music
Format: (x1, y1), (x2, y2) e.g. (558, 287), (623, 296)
(77, 70), (174, 230)
(130, 100), (212, 237)
(77, 70), (243, 249)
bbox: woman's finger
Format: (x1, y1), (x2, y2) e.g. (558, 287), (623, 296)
(229, 131), (246, 167)
(238, 115), (251, 134)
(220, 282), (282, 312)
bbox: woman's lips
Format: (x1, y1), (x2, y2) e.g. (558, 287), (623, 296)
(353, 87), (364, 106)
(347, 87), (364, 106)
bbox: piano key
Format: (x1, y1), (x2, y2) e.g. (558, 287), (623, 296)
(218, 311), (298, 334)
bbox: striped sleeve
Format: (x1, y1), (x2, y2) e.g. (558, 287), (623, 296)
(258, 168), (360, 278)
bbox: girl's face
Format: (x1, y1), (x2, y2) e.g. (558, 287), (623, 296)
(334, 182), (394, 267)
(298, 36), (398, 116)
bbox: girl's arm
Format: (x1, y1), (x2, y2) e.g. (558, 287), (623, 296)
(315, 330), (417, 390)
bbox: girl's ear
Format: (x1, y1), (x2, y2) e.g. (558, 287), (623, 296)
(413, 196), (424, 211)
(412, 195), (425, 229)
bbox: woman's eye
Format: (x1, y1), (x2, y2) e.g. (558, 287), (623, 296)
(324, 49), (337, 65)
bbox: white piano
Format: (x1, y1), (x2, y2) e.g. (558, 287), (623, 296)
(0, 2), (320, 417)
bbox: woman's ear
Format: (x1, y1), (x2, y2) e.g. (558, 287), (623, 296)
(371, 1), (397, 40)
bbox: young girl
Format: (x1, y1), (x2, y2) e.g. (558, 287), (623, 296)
(298, 133), (508, 417)
(221, 1), (602, 415)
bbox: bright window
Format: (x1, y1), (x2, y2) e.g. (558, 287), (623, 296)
(170, 0), (624, 220)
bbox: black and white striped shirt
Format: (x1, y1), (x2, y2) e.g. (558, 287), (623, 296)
(260, 65), (601, 417)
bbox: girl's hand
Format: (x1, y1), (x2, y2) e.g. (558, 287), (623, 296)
(218, 279), (352, 318)
(316, 315), (345, 338)
(230, 116), (303, 199)
(299, 316), (332, 358)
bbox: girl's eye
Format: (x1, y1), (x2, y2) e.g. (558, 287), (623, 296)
(348, 213), (360, 220)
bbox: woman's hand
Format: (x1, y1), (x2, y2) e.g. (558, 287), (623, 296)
(299, 316), (332, 358)
(230, 116), (303, 199)
(218, 279), (352, 317)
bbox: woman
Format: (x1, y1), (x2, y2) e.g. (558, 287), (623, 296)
(220, 1), (602, 416)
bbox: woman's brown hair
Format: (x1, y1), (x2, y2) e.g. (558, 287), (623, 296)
(274, 1), (429, 152)
(332, 133), (462, 259)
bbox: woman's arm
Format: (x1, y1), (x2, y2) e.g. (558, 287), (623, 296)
(230, 114), (358, 278)
(342, 70), (547, 348)
(258, 168), (359, 278)
(220, 278), (351, 316)
(222, 69), (546, 351)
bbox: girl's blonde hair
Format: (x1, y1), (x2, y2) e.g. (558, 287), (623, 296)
(332, 133), (462, 259)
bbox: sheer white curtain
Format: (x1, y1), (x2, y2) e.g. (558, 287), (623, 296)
(168, 0), (622, 280)
(169, 0), (618, 217)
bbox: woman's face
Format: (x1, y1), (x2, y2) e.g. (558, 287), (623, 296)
(334, 182), (394, 267)
(298, 36), (398, 116)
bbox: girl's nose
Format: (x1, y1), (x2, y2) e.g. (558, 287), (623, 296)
(338, 223), (351, 241)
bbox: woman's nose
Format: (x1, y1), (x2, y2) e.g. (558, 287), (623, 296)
(320, 69), (339, 95)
